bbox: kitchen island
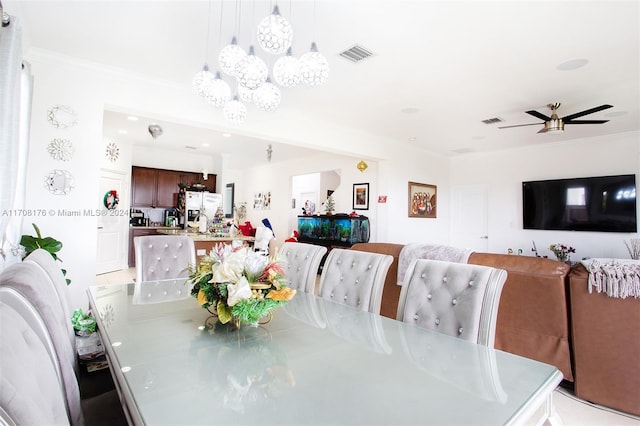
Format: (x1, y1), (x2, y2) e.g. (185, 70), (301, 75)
(156, 228), (255, 261)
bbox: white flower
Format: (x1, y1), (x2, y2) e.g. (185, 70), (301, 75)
(227, 276), (252, 307)
(244, 250), (269, 277)
(211, 248), (249, 283)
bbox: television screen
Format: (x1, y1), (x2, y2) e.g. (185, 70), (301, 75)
(522, 174), (637, 232)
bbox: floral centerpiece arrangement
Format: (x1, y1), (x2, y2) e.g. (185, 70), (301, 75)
(187, 243), (296, 326)
(549, 243), (576, 262)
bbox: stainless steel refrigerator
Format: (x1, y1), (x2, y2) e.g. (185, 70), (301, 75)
(184, 191), (222, 229)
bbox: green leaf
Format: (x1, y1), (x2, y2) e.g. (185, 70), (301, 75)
(217, 301), (232, 324)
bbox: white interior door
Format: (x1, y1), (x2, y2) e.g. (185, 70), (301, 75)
(450, 185), (488, 252)
(97, 170), (128, 274)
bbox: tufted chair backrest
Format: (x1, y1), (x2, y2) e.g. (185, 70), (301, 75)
(134, 235), (196, 283)
(397, 259), (507, 347)
(279, 242), (327, 293)
(0, 287), (72, 425)
(24, 249), (76, 367)
(0, 262), (83, 425)
(318, 248), (393, 314)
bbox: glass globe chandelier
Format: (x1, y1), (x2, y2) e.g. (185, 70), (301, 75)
(300, 42), (330, 86)
(255, 77), (281, 112)
(257, 5), (293, 55)
(192, 64), (217, 97)
(273, 48), (301, 87)
(237, 84), (258, 105)
(219, 37), (246, 77)
(223, 95), (247, 124)
(235, 46), (268, 90)
(204, 72), (231, 108)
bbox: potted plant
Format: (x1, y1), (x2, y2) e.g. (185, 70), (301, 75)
(20, 223), (70, 285)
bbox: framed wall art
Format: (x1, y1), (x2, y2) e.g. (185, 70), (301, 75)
(408, 181), (437, 218)
(353, 183), (369, 210)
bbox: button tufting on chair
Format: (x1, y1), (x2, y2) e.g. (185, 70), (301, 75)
(278, 242), (327, 293)
(397, 259), (507, 347)
(135, 235), (196, 283)
(318, 248), (393, 314)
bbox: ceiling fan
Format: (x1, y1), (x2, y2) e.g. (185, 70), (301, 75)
(499, 102), (613, 133)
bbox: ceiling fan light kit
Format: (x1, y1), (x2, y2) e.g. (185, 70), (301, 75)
(499, 102), (613, 134)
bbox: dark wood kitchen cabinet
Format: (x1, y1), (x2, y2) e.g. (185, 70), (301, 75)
(131, 166), (216, 208)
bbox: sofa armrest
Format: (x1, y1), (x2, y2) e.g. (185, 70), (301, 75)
(468, 253), (573, 381)
(569, 263), (640, 415)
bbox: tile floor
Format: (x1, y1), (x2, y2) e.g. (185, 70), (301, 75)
(96, 268), (640, 425)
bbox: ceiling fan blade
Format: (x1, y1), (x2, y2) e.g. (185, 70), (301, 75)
(565, 119), (610, 124)
(525, 110), (552, 121)
(562, 104), (613, 121)
(498, 123), (542, 129)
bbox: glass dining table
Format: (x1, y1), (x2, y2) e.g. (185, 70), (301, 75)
(88, 279), (562, 426)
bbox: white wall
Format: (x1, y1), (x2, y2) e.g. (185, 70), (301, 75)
(450, 131), (640, 260)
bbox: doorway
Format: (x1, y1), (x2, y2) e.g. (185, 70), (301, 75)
(450, 185), (488, 252)
(96, 169), (129, 274)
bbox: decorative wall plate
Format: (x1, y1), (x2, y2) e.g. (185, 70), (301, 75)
(47, 138), (75, 161)
(105, 141), (119, 162)
(47, 105), (78, 129)
(44, 169), (75, 195)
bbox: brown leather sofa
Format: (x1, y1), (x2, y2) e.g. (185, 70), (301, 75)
(350, 243), (573, 381)
(568, 264), (640, 416)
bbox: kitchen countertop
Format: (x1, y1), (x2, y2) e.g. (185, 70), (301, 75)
(156, 228), (255, 242)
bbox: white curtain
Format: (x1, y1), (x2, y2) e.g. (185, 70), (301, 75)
(0, 15), (32, 270)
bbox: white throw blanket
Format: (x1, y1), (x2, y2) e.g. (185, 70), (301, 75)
(581, 258), (640, 299)
(398, 243), (474, 284)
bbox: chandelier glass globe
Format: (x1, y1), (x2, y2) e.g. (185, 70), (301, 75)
(300, 42), (330, 86)
(223, 96), (247, 123)
(192, 64), (217, 97)
(204, 72), (231, 108)
(255, 78), (281, 112)
(257, 5), (293, 55)
(273, 48), (301, 87)
(235, 46), (268, 90)
(237, 84), (258, 105)
(219, 37), (246, 77)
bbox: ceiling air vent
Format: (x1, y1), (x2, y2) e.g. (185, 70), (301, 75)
(481, 117), (503, 125)
(339, 44), (375, 63)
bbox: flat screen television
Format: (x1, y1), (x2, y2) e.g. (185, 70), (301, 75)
(522, 174), (637, 233)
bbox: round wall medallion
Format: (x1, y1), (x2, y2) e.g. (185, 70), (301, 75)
(105, 141), (120, 162)
(44, 169), (75, 195)
(47, 138), (75, 161)
(47, 105), (78, 129)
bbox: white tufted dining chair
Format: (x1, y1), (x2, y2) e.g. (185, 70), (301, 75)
(0, 286), (71, 425)
(318, 248), (393, 314)
(279, 242), (327, 293)
(397, 259), (507, 347)
(0, 262), (84, 425)
(134, 235), (196, 283)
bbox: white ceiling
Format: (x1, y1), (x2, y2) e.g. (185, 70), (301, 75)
(5, 0), (639, 161)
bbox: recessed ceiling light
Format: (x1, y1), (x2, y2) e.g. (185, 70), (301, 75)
(401, 107), (419, 114)
(408, 136), (417, 142)
(222, 133), (232, 138)
(556, 58), (588, 71)
(127, 115), (139, 121)
(118, 130), (128, 134)
(202, 143), (210, 147)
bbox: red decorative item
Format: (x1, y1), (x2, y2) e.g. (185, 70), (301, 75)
(238, 221), (255, 236)
(285, 230), (299, 242)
